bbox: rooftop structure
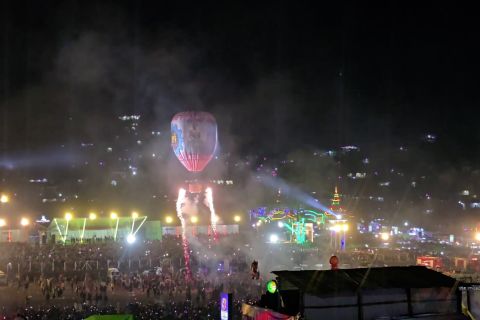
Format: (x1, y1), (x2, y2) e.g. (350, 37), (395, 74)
(244, 266), (472, 320)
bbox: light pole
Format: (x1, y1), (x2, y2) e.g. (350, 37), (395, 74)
(341, 224), (348, 250)
(20, 217), (30, 242)
(0, 194), (9, 241)
(330, 223), (348, 251)
(0, 218), (5, 242)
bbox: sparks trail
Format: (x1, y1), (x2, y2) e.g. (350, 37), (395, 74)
(205, 187), (217, 241)
(176, 188), (191, 282)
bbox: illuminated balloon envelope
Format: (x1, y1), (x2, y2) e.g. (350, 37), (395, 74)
(171, 111), (218, 172)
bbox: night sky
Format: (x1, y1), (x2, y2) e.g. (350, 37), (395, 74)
(1, 1), (479, 159)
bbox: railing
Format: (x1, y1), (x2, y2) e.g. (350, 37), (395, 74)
(3, 258), (173, 276)
(462, 303), (476, 320)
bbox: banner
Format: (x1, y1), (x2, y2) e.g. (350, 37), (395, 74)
(241, 304), (298, 320)
(162, 224), (239, 236)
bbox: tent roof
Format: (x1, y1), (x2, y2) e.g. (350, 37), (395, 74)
(48, 217), (147, 230)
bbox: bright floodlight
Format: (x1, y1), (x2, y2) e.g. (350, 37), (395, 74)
(212, 215), (219, 223)
(110, 212), (118, 219)
(256, 220), (262, 226)
(269, 234), (279, 243)
(190, 216), (198, 224)
(20, 217), (30, 226)
(126, 234), (136, 244)
(475, 232), (480, 242)
(132, 211), (139, 219)
(342, 224), (349, 231)
(0, 194), (9, 203)
(65, 212), (73, 221)
(234, 215), (241, 223)
(278, 221), (284, 228)
(165, 216), (173, 224)
(89, 212), (97, 220)
(0, 219), (6, 227)
(380, 233), (390, 241)
(330, 225), (341, 232)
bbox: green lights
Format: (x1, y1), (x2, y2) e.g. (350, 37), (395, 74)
(255, 207), (340, 246)
(283, 218), (307, 244)
(301, 209), (326, 225)
(266, 280), (277, 294)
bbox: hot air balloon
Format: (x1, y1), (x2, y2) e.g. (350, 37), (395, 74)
(171, 111), (217, 173)
(172, 112), (220, 275)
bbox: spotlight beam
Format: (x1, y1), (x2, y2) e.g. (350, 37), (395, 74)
(64, 219), (70, 244)
(80, 218), (87, 243)
(53, 218), (65, 243)
(113, 217), (119, 241)
(131, 216), (136, 234)
(260, 175), (341, 218)
(133, 216), (147, 235)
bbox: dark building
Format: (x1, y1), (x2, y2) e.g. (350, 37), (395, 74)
(243, 266), (474, 319)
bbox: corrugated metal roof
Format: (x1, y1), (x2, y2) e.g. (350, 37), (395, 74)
(272, 266), (460, 295)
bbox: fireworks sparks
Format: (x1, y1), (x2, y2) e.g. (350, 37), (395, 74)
(176, 188), (192, 281)
(205, 187), (217, 241)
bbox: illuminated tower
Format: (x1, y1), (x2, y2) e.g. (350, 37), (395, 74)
(330, 186), (342, 213)
(329, 186), (347, 251)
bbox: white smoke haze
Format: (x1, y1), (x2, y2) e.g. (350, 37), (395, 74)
(184, 225), (335, 281)
(0, 5), (344, 277)
(181, 196), (200, 217)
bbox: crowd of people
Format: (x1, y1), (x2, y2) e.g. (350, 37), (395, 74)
(1, 300), (248, 320)
(0, 234), (264, 319)
(0, 235), (251, 276)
